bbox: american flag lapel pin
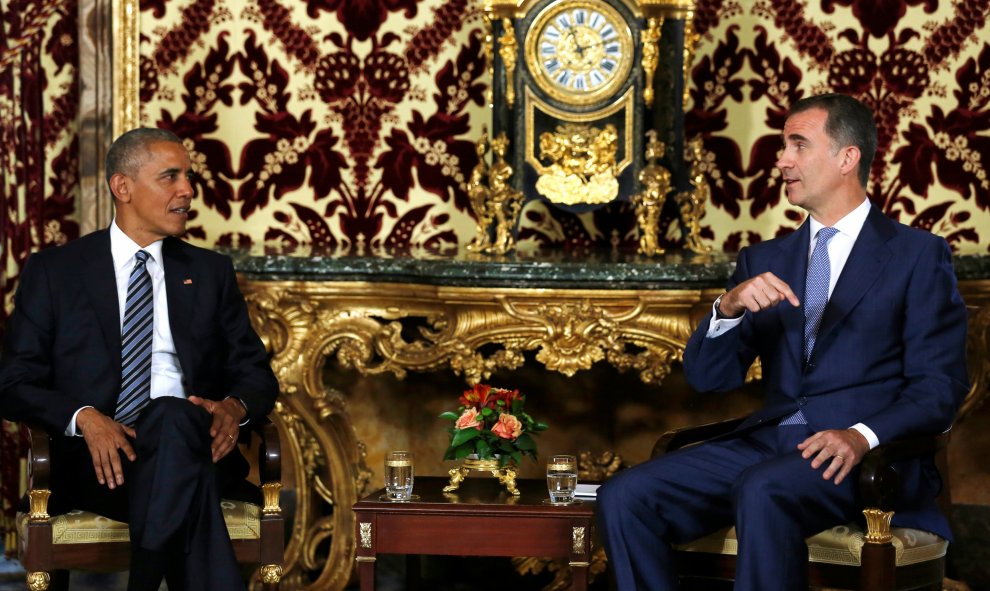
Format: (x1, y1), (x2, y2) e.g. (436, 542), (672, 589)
(183, 278), (193, 285)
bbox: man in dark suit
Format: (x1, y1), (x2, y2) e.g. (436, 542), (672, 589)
(597, 94), (969, 590)
(0, 128), (279, 590)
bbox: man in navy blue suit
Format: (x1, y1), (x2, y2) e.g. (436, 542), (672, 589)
(597, 94), (969, 590)
(0, 128), (279, 590)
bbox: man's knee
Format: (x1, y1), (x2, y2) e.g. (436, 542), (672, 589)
(136, 397), (211, 446)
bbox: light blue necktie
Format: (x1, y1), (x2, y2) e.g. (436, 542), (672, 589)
(780, 227), (839, 426)
(115, 250), (154, 426)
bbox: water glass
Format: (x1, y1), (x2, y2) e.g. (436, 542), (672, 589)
(547, 454), (577, 504)
(384, 451), (414, 501)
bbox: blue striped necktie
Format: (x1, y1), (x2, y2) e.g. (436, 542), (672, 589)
(780, 226), (839, 427)
(115, 250), (153, 426)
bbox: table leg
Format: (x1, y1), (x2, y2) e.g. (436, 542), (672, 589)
(356, 557), (376, 591)
(570, 561), (588, 591)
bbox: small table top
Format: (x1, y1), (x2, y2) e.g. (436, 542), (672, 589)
(353, 476), (595, 518)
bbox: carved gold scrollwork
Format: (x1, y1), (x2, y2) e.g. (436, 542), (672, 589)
(260, 564), (283, 584)
(681, 12), (700, 112)
(239, 276), (989, 591)
(498, 18), (518, 108)
(572, 526), (586, 553)
(26, 572), (50, 591)
(862, 508), (894, 544)
(359, 522), (372, 548)
(28, 489), (51, 522)
(535, 123), (620, 206)
(641, 18), (663, 108)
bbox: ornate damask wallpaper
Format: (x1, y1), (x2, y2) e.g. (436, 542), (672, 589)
(128, 0), (990, 256)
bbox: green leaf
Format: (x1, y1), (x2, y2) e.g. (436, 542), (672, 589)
(455, 445), (473, 459)
(532, 421), (549, 431)
(475, 439), (492, 458)
(510, 450), (522, 465)
(514, 434), (536, 451)
(450, 428), (480, 448)
(481, 407), (494, 417)
(438, 411), (460, 421)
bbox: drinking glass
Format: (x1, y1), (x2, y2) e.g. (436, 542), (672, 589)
(384, 451), (414, 501)
(547, 454), (577, 504)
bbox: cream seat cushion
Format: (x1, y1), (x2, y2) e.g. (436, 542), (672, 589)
(17, 500), (260, 544)
(676, 523), (947, 566)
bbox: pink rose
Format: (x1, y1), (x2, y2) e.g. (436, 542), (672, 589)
(491, 413), (522, 439)
(455, 408), (482, 430)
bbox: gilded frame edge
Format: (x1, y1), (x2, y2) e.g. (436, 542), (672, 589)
(112, 0), (140, 139)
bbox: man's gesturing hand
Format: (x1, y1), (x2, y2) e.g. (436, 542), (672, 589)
(798, 429), (870, 485)
(76, 408), (136, 489)
(718, 272), (800, 317)
(188, 396), (247, 463)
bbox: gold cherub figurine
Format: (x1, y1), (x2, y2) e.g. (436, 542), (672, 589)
(632, 130), (672, 256)
(676, 136), (713, 253)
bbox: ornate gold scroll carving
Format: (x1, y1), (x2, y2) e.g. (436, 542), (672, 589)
(641, 18), (663, 108)
(239, 275), (990, 591)
(498, 18), (518, 108)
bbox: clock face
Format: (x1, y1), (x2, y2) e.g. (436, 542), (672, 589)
(525, 0), (634, 106)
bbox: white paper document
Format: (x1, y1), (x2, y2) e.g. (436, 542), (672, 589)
(574, 483), (600, 499)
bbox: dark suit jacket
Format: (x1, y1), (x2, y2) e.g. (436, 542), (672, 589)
(683, 205), (969, 538)
(0, 229), (279, 509)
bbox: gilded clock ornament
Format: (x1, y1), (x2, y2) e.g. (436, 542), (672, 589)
(524, 0), (635, 106)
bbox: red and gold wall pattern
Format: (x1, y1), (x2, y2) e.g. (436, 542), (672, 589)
(123, 0), (990, 256)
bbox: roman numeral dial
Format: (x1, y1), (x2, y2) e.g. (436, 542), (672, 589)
(525, 0), (634, 106)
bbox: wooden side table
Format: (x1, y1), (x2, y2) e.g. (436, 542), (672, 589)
(353, 476), (595, 590)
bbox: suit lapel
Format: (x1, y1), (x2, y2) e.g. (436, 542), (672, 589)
(770, 221), (811, 368)
(82, 230), (122, 374)
(162, 238), (195, 370)
(815, 206), (895, 348)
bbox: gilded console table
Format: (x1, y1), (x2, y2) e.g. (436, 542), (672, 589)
(231, 249), (990, 591)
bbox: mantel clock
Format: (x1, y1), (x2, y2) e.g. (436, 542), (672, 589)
(482, 0), (699, 233)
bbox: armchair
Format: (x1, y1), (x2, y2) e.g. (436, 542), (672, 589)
(16, 421), (285, 591)
(652, 417), (950, 591)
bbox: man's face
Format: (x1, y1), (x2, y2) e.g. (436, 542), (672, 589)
(115, 141), (194, 246)
(776, 108), (848, 214)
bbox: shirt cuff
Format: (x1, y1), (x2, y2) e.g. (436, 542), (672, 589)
(850, 423), (879, 450)
(66, 406), (95, 436)
(705, 302), (745, 338)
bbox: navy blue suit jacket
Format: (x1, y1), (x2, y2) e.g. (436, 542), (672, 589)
(683, 206), (969, 538)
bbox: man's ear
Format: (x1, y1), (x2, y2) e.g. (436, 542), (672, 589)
(840, 146), (861, 177)
(108, 173), (131, 203)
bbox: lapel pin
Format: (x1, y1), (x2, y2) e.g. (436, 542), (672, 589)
(183, 278), (193, 285)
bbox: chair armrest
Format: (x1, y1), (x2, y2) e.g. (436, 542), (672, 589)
(651, 417), (747, 458)
(25, 423), (52, 492)
(258, 421), (281, 485)
(857, 431), (948, 510)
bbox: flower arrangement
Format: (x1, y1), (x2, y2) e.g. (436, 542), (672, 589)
(439, 384), (549, 467)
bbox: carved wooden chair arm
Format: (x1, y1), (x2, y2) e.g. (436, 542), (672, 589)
(25, 423), (52, 493)
(857, 431), (948, 510)
(257, 420), (282, 486)
(651, 417), (746, 458)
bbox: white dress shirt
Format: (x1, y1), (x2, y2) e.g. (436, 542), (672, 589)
(703, 199), (879, 448)
(67, 221), (188, 435)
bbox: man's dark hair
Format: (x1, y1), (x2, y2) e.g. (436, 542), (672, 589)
(788, 93), (877, 187)
(105, 128), (184, 196)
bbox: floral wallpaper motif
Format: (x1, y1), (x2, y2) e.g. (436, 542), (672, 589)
(685, 0), (990, 252)
(0, 0), (81, 551)
(131, 0), (990, 256)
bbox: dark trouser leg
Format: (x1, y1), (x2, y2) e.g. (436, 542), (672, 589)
(731, 424), (859, 591)
(596, 428), (779, 591)
(126, 397), (245, 591)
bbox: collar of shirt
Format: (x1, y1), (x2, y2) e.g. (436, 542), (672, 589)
(807, 198), (871, 252)
(110, 219), (165, 273)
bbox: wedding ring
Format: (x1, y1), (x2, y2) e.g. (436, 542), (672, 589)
(834, 455), (844, 462)
(227, 434), (234, 441)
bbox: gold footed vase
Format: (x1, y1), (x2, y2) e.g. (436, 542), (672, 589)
(443, 457), (520, 496)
